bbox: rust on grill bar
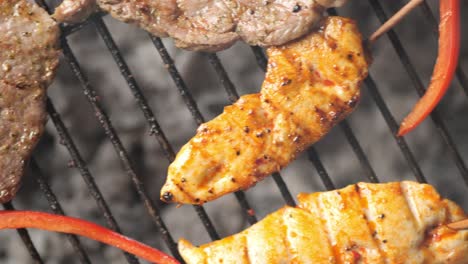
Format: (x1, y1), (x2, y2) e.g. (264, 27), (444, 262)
(1, 0), (466, 263)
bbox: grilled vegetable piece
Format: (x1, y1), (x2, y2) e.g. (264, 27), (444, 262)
(179, 181), (468, 264)
(0, 211), (180, 264)
(160, 16), (369, 204)
(397, 0), (460, 136)
(53, 0), (98, 24)
(0, 0), (60, 203)
(97, 0), (347, 51)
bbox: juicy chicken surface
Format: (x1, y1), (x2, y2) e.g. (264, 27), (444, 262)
(161, 17), (369, 204)
(97, 0), (345, 51)
(179, 181), (468, 264)
(0, 0), (60, 203)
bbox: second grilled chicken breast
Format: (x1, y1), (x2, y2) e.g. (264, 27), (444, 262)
(179, 182), (468, 263)
(161, 16), (369, 204)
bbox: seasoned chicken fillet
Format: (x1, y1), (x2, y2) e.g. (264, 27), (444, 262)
(161, 17), (369, 204)
(179, 181), (468, 264)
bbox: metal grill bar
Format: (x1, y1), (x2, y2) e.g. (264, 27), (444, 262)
(91, 19), (176, 161)
(30, 160), (92, 264)
(369, 0), (468, 186)
(205, 53), (296, 207)
(46, 99), (140, 264)
(418, 1), (468, 96)
(2, 202), (44, 264)
(250, 46), (268, 70)
(364, 76), (427, 183)
(62, 12), (106, 37)
(233, 192), (258, 224)
(150, 37), (205, 125)
(148, 36), (261, 226)
(59, 38), (182, 260)
(86, 17), (220, 242)
(307, 147), (335, 190)
(339, 121), (379, 183)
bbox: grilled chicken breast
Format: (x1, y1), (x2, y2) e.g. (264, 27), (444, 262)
(97, 0), (346, 51)
(53, 0), (97, 23)
(179, 181), (468, 264)
(161, 16), (369, 204)
(0, 0), (60, 203)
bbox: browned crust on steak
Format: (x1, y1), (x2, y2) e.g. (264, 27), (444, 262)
(97, 0), (348, 51)
(0, 0), (60, 203)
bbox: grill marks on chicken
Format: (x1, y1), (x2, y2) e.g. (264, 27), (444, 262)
(160, 17), (368, 204)
(97, 0), (346, 51)
(179, 182), (468, 263)
(0, 0), (60, 203)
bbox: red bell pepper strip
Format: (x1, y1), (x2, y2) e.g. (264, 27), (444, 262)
(398, 0), (460, 136)
(0, 211), (180, 264)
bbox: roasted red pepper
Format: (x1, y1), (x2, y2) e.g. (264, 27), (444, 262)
(0, 211), (180, 264)
(398, 0), (460, 136)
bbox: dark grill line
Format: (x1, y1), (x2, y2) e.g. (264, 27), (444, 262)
(364, 76), (427, 183)
(250, 46), (268, 70)
(91, 18), (176, 161)
(369, 0), (468, 187)
(417, 2), (468, 97)
(59, 38), (182, 260)
(205, 53), (296, 208)
(30, 159), (92, 264)
(91, 18), (223, 242)
(339, 121), (379, 183)
(149, 36), (260, 228)
(150, 37), (205, 125)
(1, 202), (44, 264)
(233, 192), (258, 224)
(62, 12), (107, 36)
(46, 98), (140, 264)
(307, 147), (335, 191)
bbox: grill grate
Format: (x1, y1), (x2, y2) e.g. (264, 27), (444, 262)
(2, 0), (467, 263)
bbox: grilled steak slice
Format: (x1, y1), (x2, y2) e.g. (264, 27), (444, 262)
(160, 17), (368, 204)
(97, 0), (349, 51)
(97, 0), (176, 37)
(167, 0), (242, 51)
(236, 0), (324, 46)
(179, 182), (468, 263)
(53, 0), (98, 23)
(0, 0), (60, 203)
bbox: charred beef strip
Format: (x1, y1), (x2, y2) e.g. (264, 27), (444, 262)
(97, 0), (346, 51)
(0, 0), (60, 203)
(58, 0), (346, 51)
